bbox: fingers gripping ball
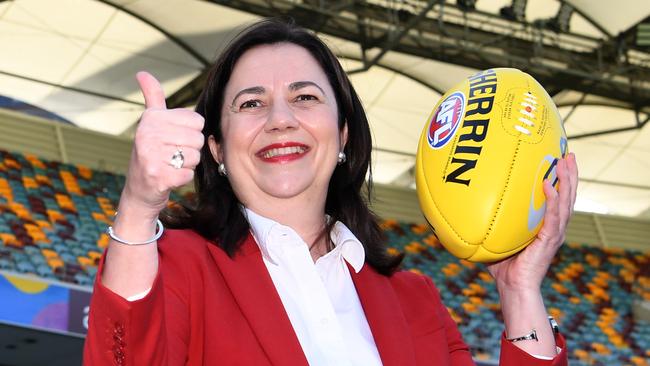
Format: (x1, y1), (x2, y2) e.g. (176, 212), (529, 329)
(415, 68), (568, 263)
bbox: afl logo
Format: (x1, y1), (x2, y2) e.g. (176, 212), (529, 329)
(428, 92), (466, 149)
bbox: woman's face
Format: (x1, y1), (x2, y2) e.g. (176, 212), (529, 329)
(210, 42), (347, 212)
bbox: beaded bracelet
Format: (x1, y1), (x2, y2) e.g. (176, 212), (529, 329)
(106, 219), (164, 245)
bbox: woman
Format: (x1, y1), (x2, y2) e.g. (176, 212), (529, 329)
(84, 19), (578, 365)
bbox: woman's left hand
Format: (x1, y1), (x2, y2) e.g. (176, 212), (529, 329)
(487, 153), (578, 293)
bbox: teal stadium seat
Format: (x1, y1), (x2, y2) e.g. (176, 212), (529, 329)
(381, 218), (650, 365)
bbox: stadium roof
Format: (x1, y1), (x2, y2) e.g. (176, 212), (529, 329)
(0, 0), (649, 218)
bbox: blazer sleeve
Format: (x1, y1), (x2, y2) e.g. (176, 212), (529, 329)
(421, 275), (476, 365)
(499, 331), (568, 366)
(422, 274), (568, 366)
(83, 245), (190, 366)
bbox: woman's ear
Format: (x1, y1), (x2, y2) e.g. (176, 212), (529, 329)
(207, 135), (223, 163)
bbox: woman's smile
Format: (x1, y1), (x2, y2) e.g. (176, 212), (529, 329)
(256, 142), (310, 163)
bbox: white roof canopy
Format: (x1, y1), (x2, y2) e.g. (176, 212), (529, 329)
(0, 0), (649, 218)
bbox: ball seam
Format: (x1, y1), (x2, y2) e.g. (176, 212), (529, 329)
(482, 140), (521, 245)
(422, 159), (477, 249)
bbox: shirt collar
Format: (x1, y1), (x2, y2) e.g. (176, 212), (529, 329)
(243, 207), (366, 273)
(327, 221), (365, 273)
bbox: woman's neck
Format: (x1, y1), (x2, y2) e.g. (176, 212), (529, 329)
(246, 198), (330, 261)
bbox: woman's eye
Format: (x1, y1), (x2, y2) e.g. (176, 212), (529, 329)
(296, 94), (317, 102)
(240, 100), (262, 109)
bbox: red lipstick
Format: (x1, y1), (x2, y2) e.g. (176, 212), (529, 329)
(256, 142), (310, 163)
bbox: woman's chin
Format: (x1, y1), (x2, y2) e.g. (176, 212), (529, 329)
(262, 186), (309, 200)
(259, 179), (321, 201)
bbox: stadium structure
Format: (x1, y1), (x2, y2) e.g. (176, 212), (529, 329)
(0, 1), (649, 365)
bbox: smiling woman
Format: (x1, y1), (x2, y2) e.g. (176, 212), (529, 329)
(83, 18), (576, 366)
(210, 43), (345, 231)
(165, 22), (398, 270)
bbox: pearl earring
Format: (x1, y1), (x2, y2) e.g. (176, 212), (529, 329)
(337, 151), (347, 164)
(218, 163), (227, 176)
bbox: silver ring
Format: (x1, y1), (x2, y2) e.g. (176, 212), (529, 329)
(170, 147), (185, 169)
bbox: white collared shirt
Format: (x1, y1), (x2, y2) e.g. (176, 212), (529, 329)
(244, 208), (383, 366)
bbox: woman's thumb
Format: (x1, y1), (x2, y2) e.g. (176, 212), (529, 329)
(136, 71), (167, 109)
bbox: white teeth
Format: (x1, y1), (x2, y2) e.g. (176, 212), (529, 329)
(262, 146), (306, 159)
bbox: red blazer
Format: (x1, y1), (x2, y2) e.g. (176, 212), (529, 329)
(83, 229), (567, 365)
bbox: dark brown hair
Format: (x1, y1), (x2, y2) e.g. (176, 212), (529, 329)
(164, 18), (402, 275)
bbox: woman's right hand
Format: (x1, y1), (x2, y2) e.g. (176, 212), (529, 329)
(120, 71), (205, 218)
(101, 72), (205, 298)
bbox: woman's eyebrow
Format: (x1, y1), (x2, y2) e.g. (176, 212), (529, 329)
(289, 81), (325, 95)
(231, 86), (265, 106)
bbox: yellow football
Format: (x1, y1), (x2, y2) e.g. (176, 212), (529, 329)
(415, 68), (568, 262)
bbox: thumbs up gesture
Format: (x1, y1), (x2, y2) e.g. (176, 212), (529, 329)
(120, 72), (205, 218)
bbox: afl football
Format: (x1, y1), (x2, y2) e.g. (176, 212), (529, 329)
(415, 68), (568, 262)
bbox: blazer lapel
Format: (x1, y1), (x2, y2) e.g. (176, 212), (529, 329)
(209, 234), (308, 366)
(350, 264), (417, 366)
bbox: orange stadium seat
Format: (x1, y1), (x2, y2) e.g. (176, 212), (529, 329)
(0, 149), (185, 286)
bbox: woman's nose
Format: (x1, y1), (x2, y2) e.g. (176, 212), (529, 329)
(264, 100), (299, 132)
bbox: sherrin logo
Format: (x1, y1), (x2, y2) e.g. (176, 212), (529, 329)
(428, 91), (466, 149)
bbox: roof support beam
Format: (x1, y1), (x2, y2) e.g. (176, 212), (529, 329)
(207, 0), (650, 108)
(348, 0), (437, 74)
(0, 69), (143, 106)
(97, 0), (211, 67)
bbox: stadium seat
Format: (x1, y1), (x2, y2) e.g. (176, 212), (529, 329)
(380, 217), (650, 365)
